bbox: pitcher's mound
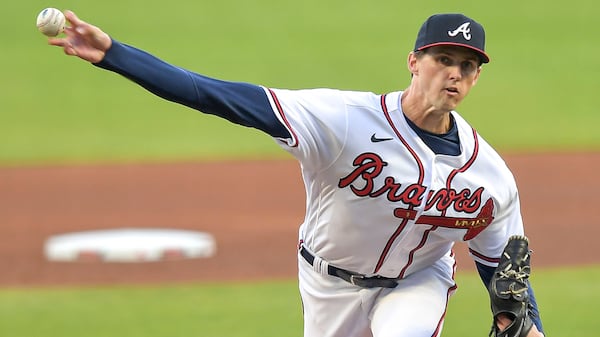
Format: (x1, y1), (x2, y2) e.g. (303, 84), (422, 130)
(44, 228), (216, 263)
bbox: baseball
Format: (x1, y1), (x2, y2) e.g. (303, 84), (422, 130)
(36, 8), (65, 37)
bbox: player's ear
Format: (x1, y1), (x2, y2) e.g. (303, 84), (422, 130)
(407, 52), (419, 76)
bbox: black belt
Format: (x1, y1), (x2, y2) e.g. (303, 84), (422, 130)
(299, 246), (398, 288)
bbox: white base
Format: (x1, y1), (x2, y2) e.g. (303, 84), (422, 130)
(44, 228), (216, 263)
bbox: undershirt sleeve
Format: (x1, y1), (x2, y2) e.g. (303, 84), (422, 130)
(475, 261), (544, 333)
(93, 39), (290, 139)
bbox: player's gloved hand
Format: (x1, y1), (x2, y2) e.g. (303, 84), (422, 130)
(48, 10), (112, 63)
(488, 235), (534, 337)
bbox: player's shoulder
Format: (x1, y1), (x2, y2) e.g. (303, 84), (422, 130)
(339, 89), (385, 107)
(269, 87), (387, 111)
(331, 89), (404, 115)
(274, 87), (381, 99)
(452, 112), (513, 169)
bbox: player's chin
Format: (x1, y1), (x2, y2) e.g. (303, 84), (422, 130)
(443, 96), (464, 110)
(439, 100), (460, 112)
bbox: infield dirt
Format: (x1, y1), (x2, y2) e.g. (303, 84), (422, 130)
(0, 152), (598, 287)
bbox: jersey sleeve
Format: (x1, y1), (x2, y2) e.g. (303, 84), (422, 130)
(263, 87), (351, 171)
(93, 39), (290, 139)
(468, 191), (525, 266)
(466, 143), (526, 267)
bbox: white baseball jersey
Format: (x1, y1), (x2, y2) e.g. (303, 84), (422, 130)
(264, 88), (524, 278)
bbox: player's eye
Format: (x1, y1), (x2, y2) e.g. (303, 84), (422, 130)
(461, 61), (477, 74)
(438, 56), (452, 66)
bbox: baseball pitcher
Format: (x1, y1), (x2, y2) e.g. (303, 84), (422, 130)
(47, 10), (545, 337)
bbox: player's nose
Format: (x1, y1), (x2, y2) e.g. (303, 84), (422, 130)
(448, 65), (462, 81)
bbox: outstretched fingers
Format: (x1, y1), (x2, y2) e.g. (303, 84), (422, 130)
(64, 10), (94, 37)
(46, 10), (79, 55)
(47, 30), (76, 56)
(46, 10), (111, 62)
(63, 10), (83, 27)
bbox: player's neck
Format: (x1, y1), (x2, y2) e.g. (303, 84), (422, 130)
(400, 90), (452, 135)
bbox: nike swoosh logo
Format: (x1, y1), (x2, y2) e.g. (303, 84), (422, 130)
(370, 133), (394, 143)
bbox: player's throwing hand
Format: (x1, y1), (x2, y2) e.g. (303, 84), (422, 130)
(47, 10), (111, 63)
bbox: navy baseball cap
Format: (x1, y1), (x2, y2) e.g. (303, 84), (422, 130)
(414, 13), (490, 64)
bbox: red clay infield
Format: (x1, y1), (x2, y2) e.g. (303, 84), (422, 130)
(0, 152), (598, 287)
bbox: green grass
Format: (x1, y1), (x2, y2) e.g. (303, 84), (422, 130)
(1, 266), (598, 337)
(0, 280), (303, 337)
(1, 0), (599, 166)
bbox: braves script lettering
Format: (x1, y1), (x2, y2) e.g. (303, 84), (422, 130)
(338, 153), (492, 238)
(424, 186), (483, 212)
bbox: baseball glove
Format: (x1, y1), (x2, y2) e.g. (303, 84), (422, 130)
(488, 235), (534, 337)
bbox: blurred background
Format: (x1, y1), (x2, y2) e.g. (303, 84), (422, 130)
(2, 0), (599, 165)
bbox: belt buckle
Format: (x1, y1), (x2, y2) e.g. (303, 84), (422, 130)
(349, 274), (366, 286)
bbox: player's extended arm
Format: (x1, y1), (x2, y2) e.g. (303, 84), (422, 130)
(48, 10), (290, 139)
